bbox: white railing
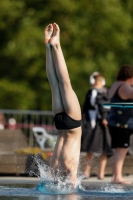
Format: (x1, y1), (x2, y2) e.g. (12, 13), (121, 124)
(0, 109), (56, 146)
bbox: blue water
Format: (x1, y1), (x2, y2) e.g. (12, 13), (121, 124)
(0, 156), (133, 200)
(37, 181), (133, 197)
(0, 182), (133, 200)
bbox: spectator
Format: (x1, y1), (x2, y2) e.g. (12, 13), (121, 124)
(81, 72), (112, 179)
(108, 64), (133, 184)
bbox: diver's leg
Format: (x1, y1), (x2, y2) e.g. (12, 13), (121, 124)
(44, 24), (64, 115)
(44, 24), (64, 171)
(49, 23), (81, 120)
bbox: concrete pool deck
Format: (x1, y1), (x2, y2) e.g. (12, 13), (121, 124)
(0, 175), (132, 184)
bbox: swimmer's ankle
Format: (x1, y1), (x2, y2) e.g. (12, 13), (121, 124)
(52, 43), (61, 50)
(45, 43), (51, 47)
(45, 43), (53, 50)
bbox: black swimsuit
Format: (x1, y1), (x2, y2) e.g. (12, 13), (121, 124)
(54, 112), (81, 130)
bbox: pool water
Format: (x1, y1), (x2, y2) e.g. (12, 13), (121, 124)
(0, 181), (133, 200)
(1, 155), (133, 200)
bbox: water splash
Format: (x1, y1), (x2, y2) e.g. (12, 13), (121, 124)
(33, 155), (83, 194)
(78, 182), (133, 197)
(28, 155), (133, 197)
(101, 182), (125, 193)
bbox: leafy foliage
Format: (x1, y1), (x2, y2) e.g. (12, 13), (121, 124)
(0, 0), (133, 110)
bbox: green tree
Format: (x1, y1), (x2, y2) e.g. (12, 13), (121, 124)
(0, 0), (133, 110)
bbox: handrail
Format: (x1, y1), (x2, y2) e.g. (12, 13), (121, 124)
(0, 109), (53, 115)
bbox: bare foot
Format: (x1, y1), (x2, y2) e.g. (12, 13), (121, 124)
(112, 179), (132, 185)
(44, 24), (53, 45)
(98, 176), (104, 180)
(98, 173), (104, 180)
(49, 23), (60, 47)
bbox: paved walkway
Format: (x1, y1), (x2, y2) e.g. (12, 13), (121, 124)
(0, 175), (132, 184)
(82, 175), (133, 183)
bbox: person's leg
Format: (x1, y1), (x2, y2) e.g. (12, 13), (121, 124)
(49, 23), (81, 120)
(109, 127), (132, 184)
(112, 148), (132, 184)
(98, 154), (107, 179)
(84, 153), (93, 178)
(44, 24), (65, 171)
(44, 24), (64, 115)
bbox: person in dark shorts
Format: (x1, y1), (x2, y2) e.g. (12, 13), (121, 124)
(108, 65), (133, 184)
(109, 126), (132, 149)
(44, 23), (82, 186)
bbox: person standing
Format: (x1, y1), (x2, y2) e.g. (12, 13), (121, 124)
(108, 65), (133, 184)
(81, 72), (112, 179)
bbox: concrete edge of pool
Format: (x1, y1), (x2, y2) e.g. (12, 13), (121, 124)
(0, 175), (132, 184)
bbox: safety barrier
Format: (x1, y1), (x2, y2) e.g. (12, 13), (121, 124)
(0, 109), (56, 146)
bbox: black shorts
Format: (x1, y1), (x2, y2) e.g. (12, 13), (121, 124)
(109, 126), (133, 148)
(54, 112), (81, 130)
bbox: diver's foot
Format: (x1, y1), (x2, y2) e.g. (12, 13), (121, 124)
(44, 24), (53, 45)
(49, 23), (60, 47)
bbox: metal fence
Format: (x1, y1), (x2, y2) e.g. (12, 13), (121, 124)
(0, 109), (133, 154)
(0, 109), (56, 146)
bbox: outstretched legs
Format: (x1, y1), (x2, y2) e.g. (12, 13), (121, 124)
(49, 23), (81, 120)
(44, 24), (64, 172)
(44, 23), (82, 185)
(44, 24), (64, 115)
(44, 23), (81, 119)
